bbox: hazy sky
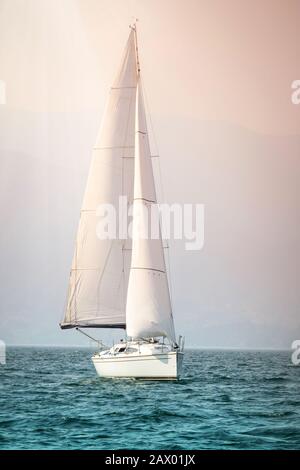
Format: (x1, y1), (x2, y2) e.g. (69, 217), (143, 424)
(0, 0), (299, 347)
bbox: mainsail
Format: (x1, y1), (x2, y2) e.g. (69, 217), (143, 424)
(61, 29), (137, 329)
(126, 82), (176, 343)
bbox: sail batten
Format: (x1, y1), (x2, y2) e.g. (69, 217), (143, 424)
(62, 30), (137, 329)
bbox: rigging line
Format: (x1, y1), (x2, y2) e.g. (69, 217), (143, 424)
(140, 76), (174, 304)
(76, 328), (109, 349)
(140, 77), (163, 199)
(120, 74), (135, 312)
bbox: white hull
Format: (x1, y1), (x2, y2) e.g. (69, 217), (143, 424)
(92, 342), (184, 379)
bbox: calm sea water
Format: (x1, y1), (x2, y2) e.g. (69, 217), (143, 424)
(0, 348), (299, 450)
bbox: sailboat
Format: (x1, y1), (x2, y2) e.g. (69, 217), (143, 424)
(60, 25), (184, 379)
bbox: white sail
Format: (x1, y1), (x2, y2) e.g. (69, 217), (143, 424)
(61, 30), (138, 329)
(126, 82), (176, 343)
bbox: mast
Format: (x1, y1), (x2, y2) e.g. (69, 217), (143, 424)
(131, 22), (141, 75)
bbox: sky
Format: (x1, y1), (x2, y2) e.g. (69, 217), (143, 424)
(0, 0), (299, 348)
